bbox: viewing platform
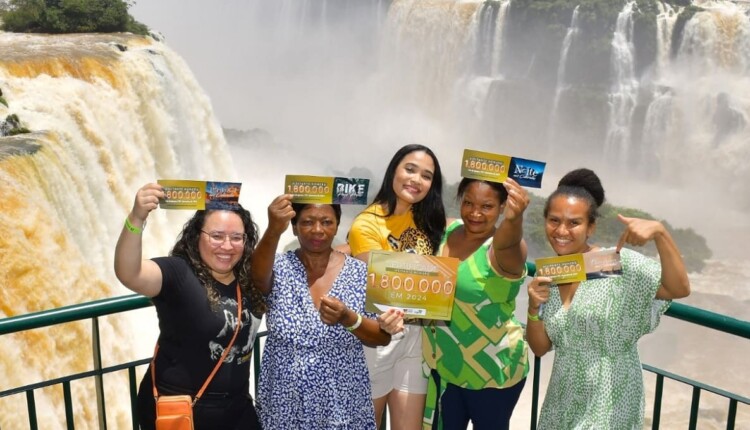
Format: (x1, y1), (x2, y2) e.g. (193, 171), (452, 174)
(1, 282), (748, 429)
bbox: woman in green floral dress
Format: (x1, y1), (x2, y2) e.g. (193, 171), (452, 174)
(526, 168), (691, 429)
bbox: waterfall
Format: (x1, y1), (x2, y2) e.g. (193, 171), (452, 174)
(382, 0), (484, 111)
(636, 2), (681, 178)
(639, 1), (750, 200)
(604, 0), (638, 163)
(655, 1), (681, 77)
(0, 32), (232, 429)
(473, 0), (511, 77)
(547, 5), (581, 147)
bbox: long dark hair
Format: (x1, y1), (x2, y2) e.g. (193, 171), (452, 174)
(544, 168), (605, 224)
(170, 205), (266, 317)
(371, 144), (446, 254)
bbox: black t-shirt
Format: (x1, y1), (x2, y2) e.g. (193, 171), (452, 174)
(151, 256), (261, 395)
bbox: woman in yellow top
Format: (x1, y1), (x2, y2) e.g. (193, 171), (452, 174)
(348, 144), (446, 430)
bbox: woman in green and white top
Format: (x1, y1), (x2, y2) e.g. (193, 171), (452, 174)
(423, 176), (530, 430)
(526, 168), (691, 429)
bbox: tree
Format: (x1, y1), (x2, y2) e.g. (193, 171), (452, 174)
(0, 0), (148, 35)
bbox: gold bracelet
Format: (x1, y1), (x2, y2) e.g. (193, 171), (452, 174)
(527, 312), (541, 322)
(124, 217), (143, 234)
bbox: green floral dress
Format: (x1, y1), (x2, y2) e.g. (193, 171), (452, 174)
(537, 248), (671, 430)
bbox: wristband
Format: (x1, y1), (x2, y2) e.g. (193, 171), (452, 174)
(527, 312), (540, 322)
(345, 313), (363, 331)
(124, 217), (143, 234)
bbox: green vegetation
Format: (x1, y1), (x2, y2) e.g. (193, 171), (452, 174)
(0, 96), (7, 108)
(1, 114), (31, 136)
(0, 0), (148, 35)
(444, 188), (711, 273)
(7, 125), (31, 135)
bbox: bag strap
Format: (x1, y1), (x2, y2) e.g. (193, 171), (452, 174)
(152, 282), (243, 406)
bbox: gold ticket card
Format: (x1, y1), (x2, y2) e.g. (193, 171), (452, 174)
(535, 254), (586, 283)
(461, 149), (546, 188)
(460, 149), (511, 183)
(535, 248), (622, 283)
(365, 251), (459, 320)
(158, 180), (241, 210)
(285, 175), (369, 205)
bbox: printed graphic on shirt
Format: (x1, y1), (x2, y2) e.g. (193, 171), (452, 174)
(387, 227), (433, 255)
(208, 296), (260, 365)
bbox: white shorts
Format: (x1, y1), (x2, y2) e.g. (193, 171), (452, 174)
(365, 322), (427, 398)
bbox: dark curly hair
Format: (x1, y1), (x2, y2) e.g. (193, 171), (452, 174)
(170, 205), (266, 317)
(371, 144), (446, 254)
(544, 168), (605, 224)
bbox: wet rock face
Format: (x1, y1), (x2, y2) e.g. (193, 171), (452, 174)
(0, 114), (30, 137)
(0, 134), (42, 159)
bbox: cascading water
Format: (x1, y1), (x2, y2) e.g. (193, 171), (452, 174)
(0, 32), (232, 429)
(655, 1), (681, 75)
(547, 5), (581, 147)
(604, 0), (639, 163)
(638, 1), (749, 201)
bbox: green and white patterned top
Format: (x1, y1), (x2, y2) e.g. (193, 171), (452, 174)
(537, 247), (671, 430)
(422, 220), (529, 389)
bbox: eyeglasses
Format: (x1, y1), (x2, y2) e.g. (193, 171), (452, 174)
(201, 230), (247, 247)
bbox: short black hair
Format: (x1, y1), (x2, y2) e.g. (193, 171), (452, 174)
(290, 203), (342, 226)
(456, 177), (508, 204)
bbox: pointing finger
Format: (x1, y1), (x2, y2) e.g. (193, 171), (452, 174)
(616, 229), (627, 253)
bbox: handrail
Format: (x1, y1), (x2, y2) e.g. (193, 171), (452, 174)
(0, 294), (152, 335)
(3, 293), (749, 339)
(641, 363), (750, 404)
(663, 301), (750, 340)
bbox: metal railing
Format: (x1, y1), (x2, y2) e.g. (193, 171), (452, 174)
(1, 294), (749, 429)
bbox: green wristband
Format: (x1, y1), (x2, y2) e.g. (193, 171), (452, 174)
(124, 217), (143, 234)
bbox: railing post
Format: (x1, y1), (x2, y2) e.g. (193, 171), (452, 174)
(129, 367), (140, 430)
(727, 398), (737, 430)
(26, 390), (38, 430)
(92, 317), (107, 430)
(688, 386), (701, 430)
(63, 381), (75, 429)
(530, 355), (540, 430)
(652, 374), (664, 429)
